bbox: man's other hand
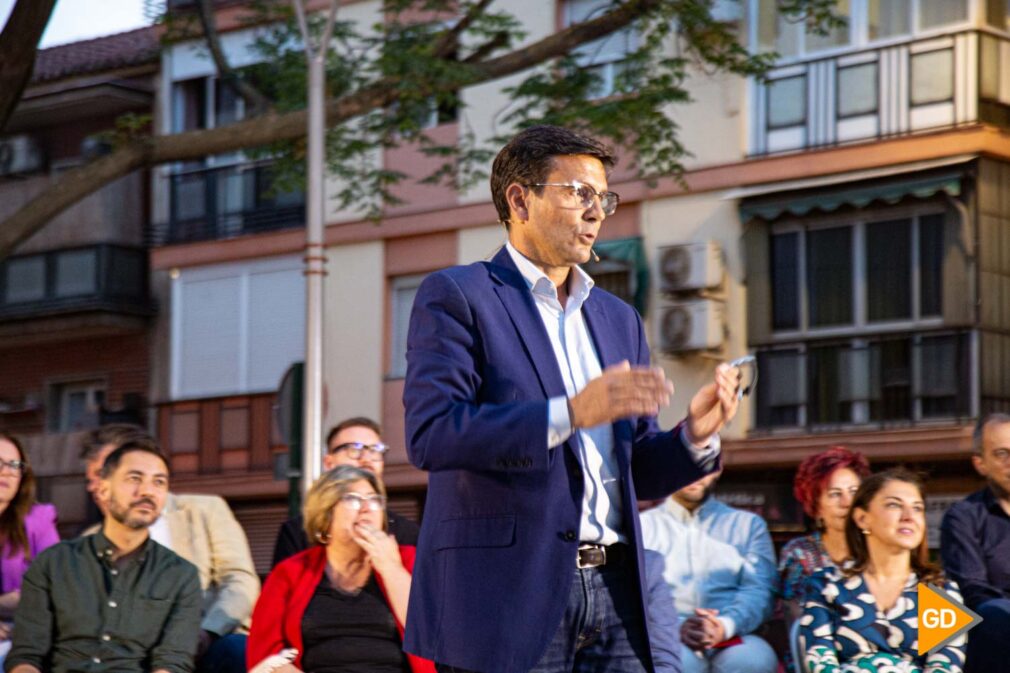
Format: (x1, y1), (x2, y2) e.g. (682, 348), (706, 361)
(686, 363), (741, 446)
(569, 361), (673, 429)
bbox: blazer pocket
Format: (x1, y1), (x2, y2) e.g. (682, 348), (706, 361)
(434, 515), (516, 550)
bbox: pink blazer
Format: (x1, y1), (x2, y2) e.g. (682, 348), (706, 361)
(1, 503), (60, 594)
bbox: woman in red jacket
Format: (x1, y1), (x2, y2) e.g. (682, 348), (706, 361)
(248, 465), (434, 673)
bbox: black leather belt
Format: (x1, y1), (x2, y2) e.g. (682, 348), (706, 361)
(576, 543), (629, 569)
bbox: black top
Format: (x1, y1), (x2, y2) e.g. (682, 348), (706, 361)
(7, 530), (202, 673)
(271, 511), (419, 569)
(300, 574), (410, 673)
(940, 486), (1010, 609)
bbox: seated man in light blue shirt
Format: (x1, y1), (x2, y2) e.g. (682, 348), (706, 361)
(641, 469), (778, 673)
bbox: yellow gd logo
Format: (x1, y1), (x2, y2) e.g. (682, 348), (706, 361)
(917, 583), (983, 656)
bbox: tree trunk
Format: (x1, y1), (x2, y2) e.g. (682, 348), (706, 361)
(0, 0), (57, 133)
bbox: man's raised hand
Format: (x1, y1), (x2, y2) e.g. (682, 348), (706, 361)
(569, 361), (674, 429)
(686, 362), (742, 446)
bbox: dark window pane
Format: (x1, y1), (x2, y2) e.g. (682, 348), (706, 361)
(869, 337), (911, 421)
(808, 344), (850, 423)
(54, 249), (97, 297)
(771, 232), (800, 330)
(866, 219), (911, 321)
(5, 256), (46, 304)
(756, 349), (804, 427)
(919, 213), (944, 317)
(807, 227), (853, 326)
(919, 333), (969, 418)
(171, 79), (206, 134)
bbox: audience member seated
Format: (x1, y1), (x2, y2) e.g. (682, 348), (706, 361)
(641, 469), (779, 673)
(0, 434), (59, 665)
(81, 425), (259, 673)
(800, 468), (966, 673)
(6, 438), (202, 673)
(271, 417), (419, 568)
(248, 465), (434, 673)
(779, 446), (870, 623)
(941, 413), (1010, 673)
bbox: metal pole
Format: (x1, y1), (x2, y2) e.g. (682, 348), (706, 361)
(293, 0), (338, 492)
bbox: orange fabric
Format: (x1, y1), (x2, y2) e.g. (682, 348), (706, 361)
(247, 544), (434, 673)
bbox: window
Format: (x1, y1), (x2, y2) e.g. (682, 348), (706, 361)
(4, 256), (45, 303)
(918, 0), (968, 30)
(837, 63), (878, 117)
(757, 208), (965, 429)
(805, 0), (851, 52)
(757, 0), (799, 57)
(55, 248), (97, 297)
(50, 380), (105, 433)
(389, 275), (426, 378)
(757, 332), (971, 428)
(910, 50), (954, 106)
(566, 0), (636, 98)
(771, 212), (944, 332)
(171, 257), (305, 398)
(868, 0), (911, 39)
(767, 76), (807, 128)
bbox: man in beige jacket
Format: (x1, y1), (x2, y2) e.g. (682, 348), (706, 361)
(80, 424), (260, 673)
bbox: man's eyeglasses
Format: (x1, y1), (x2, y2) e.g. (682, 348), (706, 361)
(329, 442), (389, 461)
(339, 493), (386, 512)
(528, 181), (620, 216)
(0, 459), (25, 474)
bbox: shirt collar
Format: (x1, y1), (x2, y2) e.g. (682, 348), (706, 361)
(504, 242), (594, 306)
(92, 526), (153, 565)
(661, 494), (716, 522)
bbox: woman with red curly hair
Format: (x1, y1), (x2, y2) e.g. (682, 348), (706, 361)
(778, 446), (870, 622)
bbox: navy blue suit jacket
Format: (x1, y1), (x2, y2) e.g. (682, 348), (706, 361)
(402, 248), (715, 672)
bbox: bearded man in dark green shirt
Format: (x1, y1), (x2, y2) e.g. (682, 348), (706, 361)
(6, 438), (202, 673)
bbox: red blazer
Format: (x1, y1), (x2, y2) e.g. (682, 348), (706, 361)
(247, 543), (435, 673)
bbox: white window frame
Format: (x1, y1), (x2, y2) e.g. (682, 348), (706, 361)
(170, 255), (304, 400)
(564, 0), (639, 99)
(388, 274), (427, 379)
(49, 379), (106, 433)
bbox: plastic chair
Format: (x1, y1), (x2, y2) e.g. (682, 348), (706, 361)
(789, 620), (805, 673)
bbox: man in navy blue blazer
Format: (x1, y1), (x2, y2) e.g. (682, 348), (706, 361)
(403, 126), (742, 673)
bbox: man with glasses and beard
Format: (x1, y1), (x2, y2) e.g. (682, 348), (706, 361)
(271, 416), (419, 568)
(7, 438), (201, 673)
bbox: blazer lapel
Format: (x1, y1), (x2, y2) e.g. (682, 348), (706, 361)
(489, 249), (567, 399)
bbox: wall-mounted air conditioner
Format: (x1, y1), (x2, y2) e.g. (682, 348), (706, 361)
(658, 241), (723, 293)
(657, 300), (725, 353)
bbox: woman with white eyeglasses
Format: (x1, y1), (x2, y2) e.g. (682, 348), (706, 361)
(248, 465), (434, 673)
(0, 433), (59, 664)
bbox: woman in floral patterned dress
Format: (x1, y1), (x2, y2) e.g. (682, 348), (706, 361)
(799, 468), (966, 673)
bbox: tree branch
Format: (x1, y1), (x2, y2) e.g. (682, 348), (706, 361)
(429, 0), (494, 60)
(0, 0), (658, 257)
(196, 0), (271, 115)
(0, 0), (57, 132)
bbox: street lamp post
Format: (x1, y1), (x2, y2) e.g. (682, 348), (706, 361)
(293, 0), (338, 492)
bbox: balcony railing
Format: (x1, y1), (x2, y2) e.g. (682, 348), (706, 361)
(750, 29), (1010, 155)
(0, 244), (152, 320)
(152, 161), (305, 245)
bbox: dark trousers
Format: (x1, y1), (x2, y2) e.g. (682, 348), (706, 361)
(965, 598), (1010, 673)
(196, 633), (247, 673)
(437, 564), (650, 673)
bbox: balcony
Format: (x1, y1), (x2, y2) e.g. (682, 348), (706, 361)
(0, 244), (152, 325)
(750, 29), (1010, 155)
(153, 161), (305, 245)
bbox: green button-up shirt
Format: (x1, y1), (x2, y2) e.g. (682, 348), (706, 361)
(6, 529), (202, 673)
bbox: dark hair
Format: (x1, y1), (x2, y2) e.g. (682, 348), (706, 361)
(80, 423), (146, 461)
(325, 417), (382, 449)
(490, 125), (616, 226)
(844, 468), (943, 585)
(0, 433), (37, 560)
(99, 436), (170, 479)
(972, 412), (1010, 455)
(793, 446), (871, 520)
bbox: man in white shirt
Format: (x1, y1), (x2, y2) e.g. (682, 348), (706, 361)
(641, 470), (778, 673)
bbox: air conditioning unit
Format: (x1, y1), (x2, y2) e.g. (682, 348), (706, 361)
(0, 135), (43, 176)
(657, 300), (725, 353)
(658, 241), (723, 293)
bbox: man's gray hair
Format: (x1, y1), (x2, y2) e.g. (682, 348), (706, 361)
(972, 413), (1010, 454)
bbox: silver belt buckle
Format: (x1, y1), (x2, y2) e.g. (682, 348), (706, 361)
(576, 543), (606, 569)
